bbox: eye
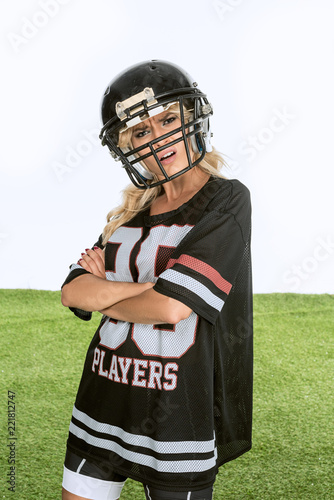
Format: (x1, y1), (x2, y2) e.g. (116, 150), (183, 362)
(134, 128), (149, 139)
(163, 115), (177, 126)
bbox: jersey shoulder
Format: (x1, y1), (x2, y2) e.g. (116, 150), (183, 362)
(207, 177), (251, 214)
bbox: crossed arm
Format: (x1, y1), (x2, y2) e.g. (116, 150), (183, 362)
(61, 247), (192, 325)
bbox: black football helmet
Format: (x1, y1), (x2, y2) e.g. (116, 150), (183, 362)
(99, 60), (213, 189)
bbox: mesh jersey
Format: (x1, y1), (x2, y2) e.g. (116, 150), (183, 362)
(62, 177), (253, 491)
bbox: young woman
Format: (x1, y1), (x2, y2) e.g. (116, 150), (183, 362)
(61, 60), (253, 500)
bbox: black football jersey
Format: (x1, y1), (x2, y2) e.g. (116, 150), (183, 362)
(62, 177), (253, 491)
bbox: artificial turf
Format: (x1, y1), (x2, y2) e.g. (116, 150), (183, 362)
(0, 290), (333, 499)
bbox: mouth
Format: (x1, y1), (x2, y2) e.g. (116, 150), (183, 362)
(159, 148), (177, 164)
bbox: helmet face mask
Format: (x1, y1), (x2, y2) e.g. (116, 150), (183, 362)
(99, 60), (213, 189)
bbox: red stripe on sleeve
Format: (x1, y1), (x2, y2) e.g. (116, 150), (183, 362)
(167, 255), (232, 295)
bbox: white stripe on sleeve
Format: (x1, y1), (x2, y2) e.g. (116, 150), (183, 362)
(159, 269), (224, 312)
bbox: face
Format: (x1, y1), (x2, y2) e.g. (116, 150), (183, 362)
(130, 109), (194, 179)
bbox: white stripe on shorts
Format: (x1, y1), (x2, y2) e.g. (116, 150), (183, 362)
(146, 485), (152, 500)
(76, 458), (86, 474)
(62, 466), (125, 500)
(146, 486), (192, 499)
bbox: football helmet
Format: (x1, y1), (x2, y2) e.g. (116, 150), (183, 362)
(99, 60), (213, 189)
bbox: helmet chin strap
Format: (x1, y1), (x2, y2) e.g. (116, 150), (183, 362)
(126, 157), (153, 180)
(120, 144), (154, 182)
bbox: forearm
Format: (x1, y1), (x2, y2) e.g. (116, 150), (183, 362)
(61, 274), (153, 312)
(100, 288), (192, 325)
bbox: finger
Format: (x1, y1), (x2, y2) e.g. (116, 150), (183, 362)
(79, 253), (96, 274)
(83, 249), (105, 278)
(93, 246), (105, 270)
(78, 257), (97, 277)
(86, 248), (105, 275)
(93, 246), (105, 264)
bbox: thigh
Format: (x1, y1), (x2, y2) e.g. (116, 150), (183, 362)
(62, 468), (125, 500)
(144, 484), (214, 500)
(64, 449), (127, 482)
(63, 450), (127, 500)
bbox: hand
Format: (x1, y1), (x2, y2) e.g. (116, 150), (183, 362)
(78, 246), (106, 279)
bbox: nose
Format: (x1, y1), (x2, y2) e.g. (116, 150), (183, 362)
(153, 131), (170, 150)
(155, 138), (168, 150)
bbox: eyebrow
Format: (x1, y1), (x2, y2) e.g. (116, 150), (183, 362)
(133, 123), (148, 132)
(132, 112), (176, 132)
(157, 112), (175, 122)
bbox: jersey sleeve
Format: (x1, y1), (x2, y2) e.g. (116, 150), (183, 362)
(61, 234), (104, 321)
(153, 180), (251, 324)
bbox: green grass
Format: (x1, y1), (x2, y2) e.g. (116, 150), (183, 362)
(0, 290), (333, 499)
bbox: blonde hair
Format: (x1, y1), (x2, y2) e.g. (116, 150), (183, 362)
(102, 105), (226, 245)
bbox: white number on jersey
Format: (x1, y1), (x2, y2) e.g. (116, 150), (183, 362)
(100, 224), (197, 358)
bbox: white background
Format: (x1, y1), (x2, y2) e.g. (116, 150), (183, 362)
(1, 0), (333, 293)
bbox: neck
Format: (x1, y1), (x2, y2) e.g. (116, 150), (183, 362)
(149, 168), (210, 216)
(162, 168), (210, 203)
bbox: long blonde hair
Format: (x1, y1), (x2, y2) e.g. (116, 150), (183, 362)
(102, 106), (226, 245)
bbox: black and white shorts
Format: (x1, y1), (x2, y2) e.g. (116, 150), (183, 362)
(63, 450), (214, 500)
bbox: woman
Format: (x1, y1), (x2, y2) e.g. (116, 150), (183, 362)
(61, 60), (253, 500)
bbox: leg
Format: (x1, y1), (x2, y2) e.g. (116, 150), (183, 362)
(62, 450), (126, 500)
(62, 487), (94, 500)
(62, 460), (125, 500)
